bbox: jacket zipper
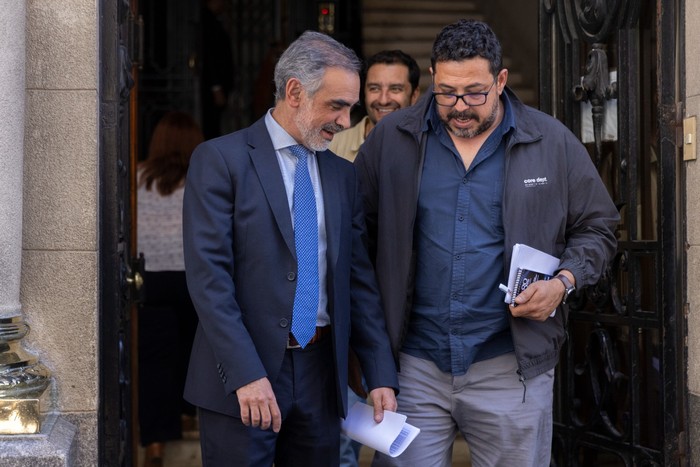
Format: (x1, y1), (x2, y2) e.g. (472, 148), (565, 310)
(517, 369), (527, 403)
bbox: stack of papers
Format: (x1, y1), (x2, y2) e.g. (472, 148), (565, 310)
(503, 244), (560, 314)
(341, 402), (420, 458)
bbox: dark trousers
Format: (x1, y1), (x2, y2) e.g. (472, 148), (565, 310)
(138, 270), (198, 445)
(198, 336), (340, 467)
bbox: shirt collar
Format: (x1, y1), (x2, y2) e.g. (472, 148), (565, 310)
(264, 109), (302, 151)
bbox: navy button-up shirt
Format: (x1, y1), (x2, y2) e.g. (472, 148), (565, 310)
(402, 94), (515, 375)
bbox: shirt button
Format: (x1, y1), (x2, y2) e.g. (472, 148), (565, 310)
(458, 216), (464, 221)
(287, 272), (296, 281)
(455, 255), (461, 260)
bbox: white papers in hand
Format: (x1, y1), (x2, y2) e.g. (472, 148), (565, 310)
(504, 243), (560, 304)
(341, 402), (420, 458)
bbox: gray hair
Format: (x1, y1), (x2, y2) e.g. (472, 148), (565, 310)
(274, 31), (361, 102)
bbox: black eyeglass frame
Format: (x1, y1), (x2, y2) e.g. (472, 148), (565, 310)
(432, 79), (498, 107)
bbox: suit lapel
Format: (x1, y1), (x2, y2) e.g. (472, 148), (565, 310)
(247, 120), (295, 256)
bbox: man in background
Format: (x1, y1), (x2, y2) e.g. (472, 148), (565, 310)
(329, 49), (420, 467)
(200, 0), (234, 139)
(329, 49), (420, 162)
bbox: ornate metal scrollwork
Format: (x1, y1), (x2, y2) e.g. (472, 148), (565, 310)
(574, 0), (622, 42)
(117, 0), (134, 105)
(554, 0), (628, 166)
(573, 43), (618, 167)
(572, 326), (629, 438)
(119, 44), (134, 104)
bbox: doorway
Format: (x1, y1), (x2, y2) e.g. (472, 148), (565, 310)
(101, 1), (688, 465)
(540, 0), (687, 464)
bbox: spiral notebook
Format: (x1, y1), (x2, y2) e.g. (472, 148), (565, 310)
(510, 268), (553, 305)
(503, 243), (560, 304)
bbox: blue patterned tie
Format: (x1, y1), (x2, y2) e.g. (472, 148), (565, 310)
(289, 144), (319, 348)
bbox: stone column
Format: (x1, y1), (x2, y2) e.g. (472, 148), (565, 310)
(0, 0), (50, 435)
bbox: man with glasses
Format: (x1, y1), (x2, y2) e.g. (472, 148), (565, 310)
(355, 19), (618, 467)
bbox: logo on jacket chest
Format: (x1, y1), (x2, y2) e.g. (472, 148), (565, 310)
(523, 176), (548, 188)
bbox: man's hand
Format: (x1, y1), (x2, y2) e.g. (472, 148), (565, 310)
(236, 377), (282, 432)
(367, 387), (397, 423)
(509, 270), (574, 321)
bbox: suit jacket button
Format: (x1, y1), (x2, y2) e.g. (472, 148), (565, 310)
(287, 272), (296, 281)
(279, 318), (289, 328)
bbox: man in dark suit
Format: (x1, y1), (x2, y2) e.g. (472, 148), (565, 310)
(182, 31), (399, 467)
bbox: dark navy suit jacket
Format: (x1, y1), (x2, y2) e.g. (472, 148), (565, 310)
(182, 117), (398, 418)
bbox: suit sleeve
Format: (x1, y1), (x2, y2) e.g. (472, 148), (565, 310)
(183, 142), (267, 395)
(354, 141), (380, 263)
(346, 166), (399, 393)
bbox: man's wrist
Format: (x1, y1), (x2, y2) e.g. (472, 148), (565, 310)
(554, 272), (576, 304)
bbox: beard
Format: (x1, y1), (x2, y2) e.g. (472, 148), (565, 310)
(442, 97), (499, 139)
(295, 100), (345, 152)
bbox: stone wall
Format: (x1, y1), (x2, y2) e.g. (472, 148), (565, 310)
(21, 0), (100, 465)
(686, 0), (700, 464)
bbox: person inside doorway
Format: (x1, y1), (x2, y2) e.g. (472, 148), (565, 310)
(137, 111), (203, 467)
(200, 0), (234, 139)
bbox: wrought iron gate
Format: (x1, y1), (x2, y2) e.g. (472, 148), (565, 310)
(540, 0), (687, 465)
(100, 0), (139, 465)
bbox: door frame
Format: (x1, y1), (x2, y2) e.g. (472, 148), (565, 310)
(99, 0), (138, 465)
(540, 0), (688, 463)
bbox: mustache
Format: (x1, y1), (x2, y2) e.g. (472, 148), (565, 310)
(323, 122), (345, 134)
(447, 109), (478, 121)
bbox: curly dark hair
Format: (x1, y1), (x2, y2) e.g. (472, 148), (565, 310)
(431, 19), (503, 77)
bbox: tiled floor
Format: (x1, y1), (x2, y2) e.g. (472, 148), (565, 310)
(139, 435), (471, 467)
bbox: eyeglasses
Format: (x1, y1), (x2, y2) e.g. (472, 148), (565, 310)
(432, 80), (497, 107)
